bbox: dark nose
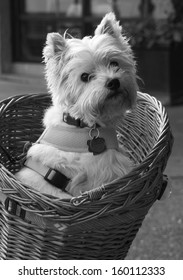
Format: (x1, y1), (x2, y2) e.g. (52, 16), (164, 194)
(106, 78), (120, 90)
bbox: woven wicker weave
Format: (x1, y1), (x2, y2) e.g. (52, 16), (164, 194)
(0, 92), (173, 260)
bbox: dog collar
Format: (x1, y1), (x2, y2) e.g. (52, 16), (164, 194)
(63, 113), (101, 128)
(63, 113), (89, 128)
(37, 125), (119, 155)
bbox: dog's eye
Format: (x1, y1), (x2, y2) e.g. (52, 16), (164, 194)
(81, 73), (90, 82)
(110, 61), (119, 68)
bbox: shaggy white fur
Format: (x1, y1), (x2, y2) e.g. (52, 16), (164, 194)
(16, 13), (138, 199)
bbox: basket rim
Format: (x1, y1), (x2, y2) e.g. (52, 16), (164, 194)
(0, 91), (173, 211)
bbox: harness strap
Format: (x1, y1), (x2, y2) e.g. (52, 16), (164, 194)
(0, 190), (69, 229)
(24, 158), (70, 191)
(37, 125), (119, 154)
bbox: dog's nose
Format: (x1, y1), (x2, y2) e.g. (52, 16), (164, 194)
(106, 78), (120, 90)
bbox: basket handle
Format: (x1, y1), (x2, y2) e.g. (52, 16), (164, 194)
(157, 175), (172, 200)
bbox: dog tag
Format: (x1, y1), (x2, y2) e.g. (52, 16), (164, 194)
(87, 137), (107, 155)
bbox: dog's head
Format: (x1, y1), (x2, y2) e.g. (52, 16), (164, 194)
(43, 13), (138, 127)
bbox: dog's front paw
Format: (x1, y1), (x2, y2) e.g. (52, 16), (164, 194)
(66, 172), (88, 197)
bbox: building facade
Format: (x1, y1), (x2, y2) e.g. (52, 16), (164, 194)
(0, 0), (179, 97)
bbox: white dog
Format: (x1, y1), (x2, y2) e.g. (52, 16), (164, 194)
(16, 13), (138, 199)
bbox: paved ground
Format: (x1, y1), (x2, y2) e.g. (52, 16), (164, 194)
(0, 74), (182, 260)
(127, 104), (183, 260)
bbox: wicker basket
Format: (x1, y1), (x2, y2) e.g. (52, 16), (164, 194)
(0, 92), (173, 260)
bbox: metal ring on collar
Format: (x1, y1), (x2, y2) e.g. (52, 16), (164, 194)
(89, 127), (100, 139)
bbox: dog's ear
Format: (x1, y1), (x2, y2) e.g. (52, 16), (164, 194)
(95, 12), (135, 65)
(43, 32), (67, 62)
(94, 12), (122, 38)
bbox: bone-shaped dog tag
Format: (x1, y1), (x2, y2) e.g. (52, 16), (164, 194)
(87, 137), (107, 155)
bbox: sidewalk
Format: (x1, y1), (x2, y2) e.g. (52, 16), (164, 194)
(127, 101), (183, 259)
(0, 74), (183, 259)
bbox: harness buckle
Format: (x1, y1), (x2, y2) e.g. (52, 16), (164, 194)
(44, 168), (70, 191)
(5, 197), (26, 219)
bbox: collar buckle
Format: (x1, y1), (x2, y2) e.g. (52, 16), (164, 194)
(63, 113), (87, 128)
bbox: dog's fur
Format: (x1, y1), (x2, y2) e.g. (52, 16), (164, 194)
(16, 13), (138, 199)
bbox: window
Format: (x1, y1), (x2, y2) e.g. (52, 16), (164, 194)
(12, 0), (173, 62)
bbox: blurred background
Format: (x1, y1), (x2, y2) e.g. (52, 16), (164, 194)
(0, 0), (183, 260)
(0, 0), (183, 105)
